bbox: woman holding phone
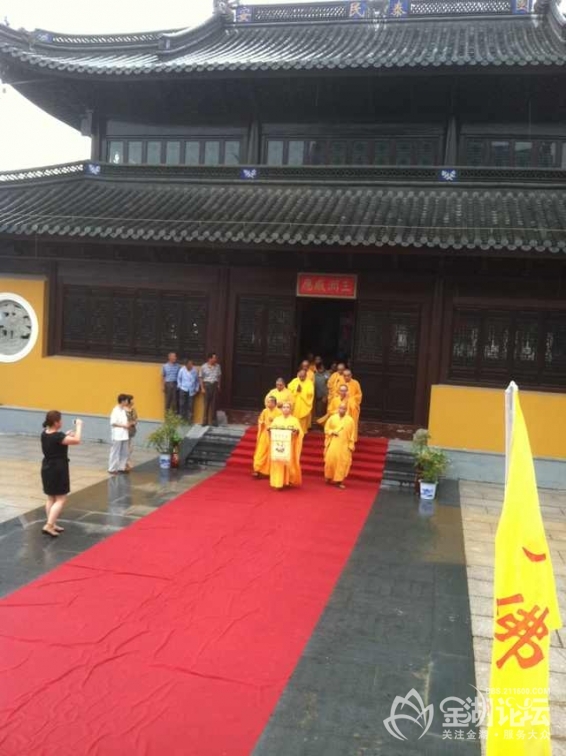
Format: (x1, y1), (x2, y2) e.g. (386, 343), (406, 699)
(40, 410), (83, 537)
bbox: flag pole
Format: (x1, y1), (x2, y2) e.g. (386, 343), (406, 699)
(504, 381), (518, 487)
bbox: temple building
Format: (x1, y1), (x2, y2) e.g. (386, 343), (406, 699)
(0, 0), (565, 456)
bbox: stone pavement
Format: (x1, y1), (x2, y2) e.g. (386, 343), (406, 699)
(460, 481), (566, 755)
(0, 432), (155, 525)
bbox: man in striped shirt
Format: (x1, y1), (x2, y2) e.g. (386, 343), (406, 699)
(162, 352), (180, 415)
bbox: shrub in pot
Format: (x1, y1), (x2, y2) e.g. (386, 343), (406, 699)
(147, 411), (188, 469)
(415, 446), (449, 500)
(411, 428), (431, 493)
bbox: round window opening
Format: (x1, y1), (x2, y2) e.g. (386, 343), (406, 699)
(0, 293), (39, 363)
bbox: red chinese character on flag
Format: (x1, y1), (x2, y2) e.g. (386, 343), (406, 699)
(495, 594), (550, 670)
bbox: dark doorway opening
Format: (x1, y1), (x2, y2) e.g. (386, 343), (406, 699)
(298, 299), (356, 368)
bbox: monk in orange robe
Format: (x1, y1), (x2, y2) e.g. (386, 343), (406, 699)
(327, 362), (346, 400)
(253, 396), (281, 477)
(268, 402), (304, 490)
(324, 404), (355, 489)
(265, 377), (294, 410)
(343, 369), (362, 440)
(316, 384), (358, 436)
(288, 369), (315, 434)
(299, 359), (315, 383)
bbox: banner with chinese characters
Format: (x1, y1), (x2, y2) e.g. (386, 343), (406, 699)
(296, 274), (357, 300)
(486, 386), (562, 755)
(270, 428), (292, 462)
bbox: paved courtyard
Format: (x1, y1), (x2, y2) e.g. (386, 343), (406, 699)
(0, 432), (564, 754)
(0, 432), (156, 525)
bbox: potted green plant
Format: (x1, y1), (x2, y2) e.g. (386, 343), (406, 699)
(411, 428), (431, 493)
(147, 411), (188, 469)
(415, 446), (449, 500)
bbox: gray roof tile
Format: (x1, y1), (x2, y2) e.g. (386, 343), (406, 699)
(0, 1), (565, 75)
(0, 164), (564, 253)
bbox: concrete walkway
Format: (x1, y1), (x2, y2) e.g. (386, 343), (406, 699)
(461, 481), (566, 755)
(0, 433), (155, 525)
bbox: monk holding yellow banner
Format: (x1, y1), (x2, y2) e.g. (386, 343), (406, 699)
(268, 402), (303, 490)
(487, 382), (562, 755)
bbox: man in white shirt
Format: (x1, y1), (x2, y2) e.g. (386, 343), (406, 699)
(108, 394), (131, 474)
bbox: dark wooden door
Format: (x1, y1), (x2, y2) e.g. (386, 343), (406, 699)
(353, 303), (422, 423)
(232, 295), (296, 408)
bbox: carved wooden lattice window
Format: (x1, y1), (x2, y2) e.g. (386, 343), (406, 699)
(449, 308), (566, 388)
(267, 304), (293, 357)
(61, 285), (208, 360)
(389, 315), (418, 366)
(354, 309), (385, 364)
(236, 298), (264, 355)
(451, 311), (480, 370)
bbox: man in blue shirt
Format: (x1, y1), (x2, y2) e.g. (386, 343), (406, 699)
(162, 352), (180, 415)
(177, 359), (199, 423)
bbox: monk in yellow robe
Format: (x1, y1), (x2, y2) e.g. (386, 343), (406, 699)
(343, 369), (362, 440)
(265, 377), (294, 410)
(299, 359), (315, 383)
(317, 384), (359, 440)
(288, 369), (314, 434)
(268, 402), (304, 490)
(253, 396), (281, 477)
(324, 404), (355, 489)
(327, 362), (346, 400)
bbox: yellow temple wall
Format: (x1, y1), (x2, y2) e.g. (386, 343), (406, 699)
(0, 275), (204, 422)
(429, 384), (566, 459)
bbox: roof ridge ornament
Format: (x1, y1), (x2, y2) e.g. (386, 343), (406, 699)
(213, 0), (240, 20)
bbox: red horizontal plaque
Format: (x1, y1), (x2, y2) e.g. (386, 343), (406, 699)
(296, 273), (357, 299)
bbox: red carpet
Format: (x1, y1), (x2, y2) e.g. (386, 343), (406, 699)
(227, 426), (388, 483)
(0, 455), (386, 756)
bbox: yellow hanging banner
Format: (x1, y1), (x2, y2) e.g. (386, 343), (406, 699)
(487, 386), (562, 754)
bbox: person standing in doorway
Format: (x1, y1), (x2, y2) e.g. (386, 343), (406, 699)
(109, 394), (131, 474)
(162, 352), (180, 415)
(314, 360), (330, 420)
(125, 395), (138, 472)
(200, 352), (222, 426)
(40, 411), (83, 537)
(177, 358), (199, 423)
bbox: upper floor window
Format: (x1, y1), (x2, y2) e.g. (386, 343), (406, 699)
(106, 138), (242, 166)
(462, 138), (564, 168)
(264, 137), (440, 166)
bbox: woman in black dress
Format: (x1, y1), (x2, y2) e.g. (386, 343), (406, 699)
(41, 410), (83, 537)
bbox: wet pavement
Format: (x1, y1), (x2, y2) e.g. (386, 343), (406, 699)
(0, 459), (216, 598)
(253, 481), (480, 756)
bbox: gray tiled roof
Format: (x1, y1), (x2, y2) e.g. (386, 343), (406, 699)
(0, 163), (564, 253)
(0, 0), (565, 75)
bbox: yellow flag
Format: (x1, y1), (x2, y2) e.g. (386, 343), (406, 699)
(487, 388), (562, 754)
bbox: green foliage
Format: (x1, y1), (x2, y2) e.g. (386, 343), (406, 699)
(412, 428), (431, 453)
(415, 446), (450, 483)
(146, 411), (188, 454)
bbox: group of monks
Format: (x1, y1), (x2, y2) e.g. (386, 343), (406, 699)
(252, 359), (363, 491)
